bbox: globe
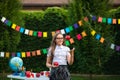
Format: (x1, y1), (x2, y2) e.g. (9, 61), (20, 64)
(9, 57), (23, 75)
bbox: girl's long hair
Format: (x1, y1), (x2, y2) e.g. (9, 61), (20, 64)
(50, 32), (65, 56)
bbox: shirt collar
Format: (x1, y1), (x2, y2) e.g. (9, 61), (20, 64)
(56, 45), (64, 49)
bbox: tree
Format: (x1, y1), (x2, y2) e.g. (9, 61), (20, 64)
(67, 0), (114, 76)
(0, 0), (22, 73)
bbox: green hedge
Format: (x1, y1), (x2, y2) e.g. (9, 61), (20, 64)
(17, 7), (69, 72)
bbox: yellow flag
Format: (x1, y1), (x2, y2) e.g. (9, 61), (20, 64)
(118, 19), (120, 24)
(6, 52), (10, 58)
(51, 32), (55, 37)
(43, 32), (47, 37)
(78, 20), (82, 26)
(81, 31), (87, 37)
(29, 30), (33, 36)
(11, 24), (16, 29)
(22, 52), (26, 58)
(91, 30), (96, 36)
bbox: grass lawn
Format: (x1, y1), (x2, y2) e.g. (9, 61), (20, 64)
(71, 75), (120, 80)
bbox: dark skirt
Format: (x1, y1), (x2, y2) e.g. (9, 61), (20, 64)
(50, 65), (71, 80)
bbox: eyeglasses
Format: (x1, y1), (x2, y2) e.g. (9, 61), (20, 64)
(56, 37), (64, 39)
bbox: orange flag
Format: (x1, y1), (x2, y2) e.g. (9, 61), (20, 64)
(36, 50), (41, 55)
(32, 51), (36, 56)
(100, 37), (105, 43)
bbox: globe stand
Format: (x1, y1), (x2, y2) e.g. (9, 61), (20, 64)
(12, 71), (19, 76)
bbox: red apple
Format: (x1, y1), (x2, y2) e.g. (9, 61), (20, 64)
(26, 71), (31, 78)
(40, 71), (44, 76)
(53, 62), (59, 67)
(31, 73), (34, 78)
(36, 73), (41, 77)
(65, 35), (71, 40)
(45, 71), (50, 77)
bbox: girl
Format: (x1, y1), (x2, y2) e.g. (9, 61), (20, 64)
(46, 32), (75, 80)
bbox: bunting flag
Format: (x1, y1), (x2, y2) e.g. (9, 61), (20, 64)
(100, 37), (105, 43)
(110, 43), (115, 49)
(0, 16), (81, 38)
(91, 30), (96, 36)
(95, 34), (101, 40)
(1, 15), (120, 58)
(76, 34), (82, 40)
(81, 31), (87, 37)
(0, 33), (88, 58)
(26, 52), (31, 57)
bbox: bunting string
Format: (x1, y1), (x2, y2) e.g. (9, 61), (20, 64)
(1, 15), (120, 58)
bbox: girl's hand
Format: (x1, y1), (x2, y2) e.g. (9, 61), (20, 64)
(70, 48), (75, 53)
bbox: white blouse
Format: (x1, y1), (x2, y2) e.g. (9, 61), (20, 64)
(47, 45), (70, 65)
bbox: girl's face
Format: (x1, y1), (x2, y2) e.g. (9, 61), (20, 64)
(55, 34), (64, 46)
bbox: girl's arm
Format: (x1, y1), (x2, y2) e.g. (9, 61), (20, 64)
(46, 56), (53, 68)
(67, 48), (75, 65)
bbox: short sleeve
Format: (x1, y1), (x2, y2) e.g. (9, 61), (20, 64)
(66, 47), (70, 56)
(47, 47), (52, 57)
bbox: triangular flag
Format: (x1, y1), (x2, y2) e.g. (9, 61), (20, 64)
(29, 30), (33, 36)
(113, 19), (117, 24)
(76, 34), (82, 40)
(100, 37), (105, 43)
(51, 32), (55, 37)
(118, 19), (120, 24)
(91, 30), (96, 36)
(78, 20), (82, 26)
(22, 52), (26, 58)
(24, 29), (29, 35)
(36, 50), (41, 55)
(98, 17), (102, 23)
(0, 52), (4, 57)
(110, 43), (115, 49)
(95, 34), (101, 40)
(11, 24), (16, 29)
(38, 31), (42, 37)
(15, 26), (20, 31)
(69, 38), (74, 44)
(26, 52), (31, 57)
(6, 52), (10, 58)
(32, 51), (36, 56)
(43, 32), (47, 37)
(81, 31), (87, 37)
(65, 40), (70, 46)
